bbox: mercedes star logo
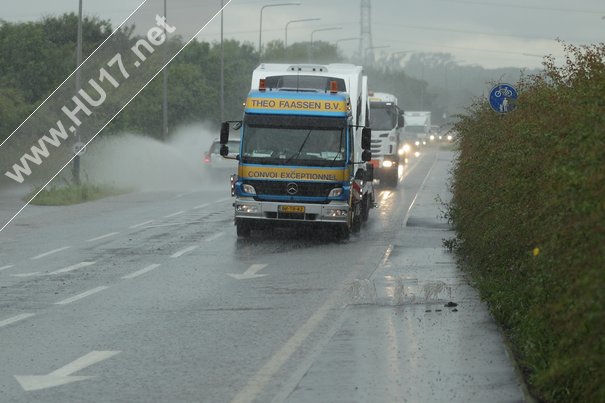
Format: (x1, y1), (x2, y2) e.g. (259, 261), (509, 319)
(286, 182), (298, 195)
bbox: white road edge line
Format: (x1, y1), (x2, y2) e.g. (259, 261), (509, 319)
(204, 232), (225, 242)
(49, 261), (96, 275)
(10, 272), (41, 278)
(31, 246), (71, 260)
(164, 210), (184, 218)
(0, 313), (35, 328)
(0, 265), (14, 271)
(86, 232), (119, 242)
(55, 286), (109, 305)
(171, 245), (199, 258)
(193, 203), (209, 210)
(129, 220), (154, 229)
(215, 197), (231, 203)
(403, 153), (438, 227)
(122, 264), (161, 279)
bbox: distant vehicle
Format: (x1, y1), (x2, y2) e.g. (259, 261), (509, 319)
(368, 92), (404, 187)
(403, 111), (431, 146)
(203, 138), (240, 171)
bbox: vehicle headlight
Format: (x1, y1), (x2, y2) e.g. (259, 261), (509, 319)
(328, 187), (343, 197)
(403, 144), (410, 153)
(447, 135), (453, 141)
(242, 184), (256, 195)
(325, 208), (348, 217)
(429, 135), (435, 141)
(415, 141), (420, 146)
(235, 204), (258, 213)
(382, 160), (393, 168)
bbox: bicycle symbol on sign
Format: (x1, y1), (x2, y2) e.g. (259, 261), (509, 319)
(488, 83), (518, 114)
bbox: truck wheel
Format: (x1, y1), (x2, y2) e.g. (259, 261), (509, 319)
(361, 196), (370, 222)
(236, 222), (251, 238)
(351, 203), (362, 233)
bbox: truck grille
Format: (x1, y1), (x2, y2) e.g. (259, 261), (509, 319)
(245, 180), (337, 198)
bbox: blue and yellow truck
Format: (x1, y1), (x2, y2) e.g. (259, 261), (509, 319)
(219, 64), (374, 238)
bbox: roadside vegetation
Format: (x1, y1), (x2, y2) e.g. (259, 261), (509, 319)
(446, 43), (604, 402)
(27, 181), (128, 206)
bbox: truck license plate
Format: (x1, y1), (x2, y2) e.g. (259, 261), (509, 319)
(279, 205), (305, 213)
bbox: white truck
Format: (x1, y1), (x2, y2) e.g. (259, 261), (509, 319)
(403, 111), (431, 146)
(368, 92), (404, 187)
(220, 63), (375, 238)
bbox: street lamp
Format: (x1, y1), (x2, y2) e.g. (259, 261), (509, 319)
(285, 18), (320, 48)
(259, 2), (300, 57)
(310, 26), (343, 44)
(335, 36), (361, 46)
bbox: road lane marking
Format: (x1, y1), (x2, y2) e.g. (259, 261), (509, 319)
(15, 350), (121, 391)
(0, 313), (35, 328)
(122, 264), (161, 279)
(0, 265), (14, 271)
(205, 232), (225, 242)
(193, 203), (209, 210)
(49, 261), (96, 275)
(403, 153), (437, 227)
(164, 210), (184, 218)
(216, 197), (231, 203)
(10, 272), (41, 277)
(86, 232), (119, 242)
(129, 220), (154, 229)
(55, 286), (109, 305)
(171, 245), (199, 258)
(31, 246), (71, 260)
(227, 264), (268, 280)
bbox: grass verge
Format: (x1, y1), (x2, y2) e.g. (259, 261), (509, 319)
(27, 182), (130, 205)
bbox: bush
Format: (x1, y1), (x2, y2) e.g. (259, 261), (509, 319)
(447, 43), (605, 402)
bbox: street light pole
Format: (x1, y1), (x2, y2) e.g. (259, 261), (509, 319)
(73, 0), (83, 185)
(259, 2), (300, 59)
(285, 17), (320, 48)
(335, 37), (361, 46)
(365, 45), (390, 65)
(220, 0), (224, 122)
(162, 0), (168, 140)
(310, 27), (342, 44)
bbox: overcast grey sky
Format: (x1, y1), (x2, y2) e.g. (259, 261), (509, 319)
(2, 0), (604, 69)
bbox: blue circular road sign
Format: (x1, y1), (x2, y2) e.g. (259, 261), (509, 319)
(489, 83), (518, 114)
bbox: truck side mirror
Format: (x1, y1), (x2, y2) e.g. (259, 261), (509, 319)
(220, 122), (229, 144)
(362, 149), (372, 162)
(220, 144), (229, 157)
(361, 127), (372, 150)
(397, 113), (404, 128)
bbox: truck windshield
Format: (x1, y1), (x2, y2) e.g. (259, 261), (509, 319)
(370, 105), (397, 131)
(241, 125), (346, 167)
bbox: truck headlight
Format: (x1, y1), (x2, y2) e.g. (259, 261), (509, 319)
(325, 208), (348, 217)
(242, 184), (256, 195)
(382, 160), (394, 168)
(236, 204), (258, 213)
(328, 187), (343, 197)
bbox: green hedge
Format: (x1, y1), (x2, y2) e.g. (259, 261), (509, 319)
(447, 43), (605, 402)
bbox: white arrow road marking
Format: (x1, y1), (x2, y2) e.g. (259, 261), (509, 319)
(55, 286), (108, 305)
(0, 313), (35, 329)
(171, 245), (199, 258)
(49, 261), (96, 275)
(227, 264), (268, 280)
(129, 220), (154, 229)
(122, 264), (161, 279)
(0, 265), (14, 271)
(164, 210), (184, 218)
(86, 232), (119, 242)
(15, 350), (120, 391)
(31, 246), (71, 260)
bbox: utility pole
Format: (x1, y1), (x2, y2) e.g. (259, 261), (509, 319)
(220, 0), (224, 122)
(162, 0), (168, 140)
(359, 0), (373, 65)
(73, 0), (83, 185)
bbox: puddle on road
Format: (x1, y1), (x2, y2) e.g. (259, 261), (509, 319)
(346, 277), (453, 306)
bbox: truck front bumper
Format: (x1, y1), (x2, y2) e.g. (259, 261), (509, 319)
(234, 198), (349, 224)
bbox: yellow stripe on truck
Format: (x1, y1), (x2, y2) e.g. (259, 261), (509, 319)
(240, 166), (347, 182)
(246, 98), (347, 113)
